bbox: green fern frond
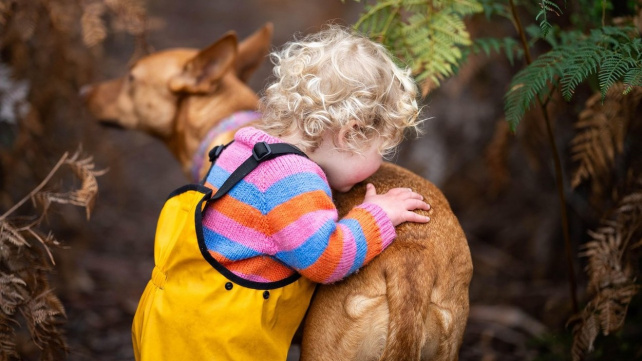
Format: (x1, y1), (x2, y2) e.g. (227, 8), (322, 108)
(505, 49), (565, 130)
(477, 0), (510, 19)
(470, 36), (521, 65)
(561, 45), (603, 101)
(535, 0), (562, 36)
(503, 26), (642, 130)
(622, 66), (642, 94)
(352, 0), (483, 93)
(598, 50), (638, 99)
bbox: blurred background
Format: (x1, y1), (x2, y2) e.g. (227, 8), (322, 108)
(1, 0), (640, 360)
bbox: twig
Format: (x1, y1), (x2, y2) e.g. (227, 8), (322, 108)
(0, 152), (69, 221)
(508, 0), (579, 314)
(26, 228), (56, 266)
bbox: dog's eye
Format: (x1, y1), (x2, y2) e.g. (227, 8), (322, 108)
(128, 73), (135, 83)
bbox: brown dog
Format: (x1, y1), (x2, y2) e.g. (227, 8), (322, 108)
(82, 23), (473, 361)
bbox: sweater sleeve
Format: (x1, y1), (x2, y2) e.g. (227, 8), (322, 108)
(268, 171), (396, 284)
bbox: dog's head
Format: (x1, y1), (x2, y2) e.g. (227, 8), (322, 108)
(82, 23), (273, 140)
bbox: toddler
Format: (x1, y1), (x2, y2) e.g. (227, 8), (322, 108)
(132, 25), (430, 361)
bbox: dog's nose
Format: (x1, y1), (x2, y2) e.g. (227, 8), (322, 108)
(79, 84), (93, 101)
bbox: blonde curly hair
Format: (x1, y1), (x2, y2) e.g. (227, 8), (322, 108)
(257, 25), (421, 155)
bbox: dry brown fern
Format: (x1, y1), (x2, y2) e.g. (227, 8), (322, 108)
(0, 0), (150, 186)
(37, 150), (108, 220)
(570, 84), (642, 204)
(0, 149), (105, 360)
(81, 2), (108, 48)
(570, 178), (642, 361)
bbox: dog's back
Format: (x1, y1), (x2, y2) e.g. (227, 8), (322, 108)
(302, 162), (472, 361)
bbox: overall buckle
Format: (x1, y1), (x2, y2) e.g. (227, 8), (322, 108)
(252, 142), (272, 161)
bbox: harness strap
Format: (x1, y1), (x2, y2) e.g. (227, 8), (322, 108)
(207, 142), (307, 203)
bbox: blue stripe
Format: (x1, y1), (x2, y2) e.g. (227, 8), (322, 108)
(208, 168), (331, 214)
(264, 173), (331, 211)
(202, 227), (261, 261)
(205, 165), (230, 189)
(340, 219), (368, 275)
(274, 219), (336, 270)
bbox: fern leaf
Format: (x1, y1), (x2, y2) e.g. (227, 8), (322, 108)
(36, 148), (107, 220)
(560, 45), (603, 101)
(622, 66), (642, 94)
(535, 0), (562, 37)
(570, 84), (642, 198)
(571, 311), (599, 360)
(504, 49), (565, 130)
(471, 37), (502, 57)
(599, 50), (638, 98)
(81, 2), (107, 47)
(572, 183), (642, 360)
(477, 0), (510, 19)
(0, 221), (30, 248)
(353, 0), (483, 95)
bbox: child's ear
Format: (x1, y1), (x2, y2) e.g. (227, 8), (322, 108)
(335, 123), (352, 149)
(336, 120), (360, 149)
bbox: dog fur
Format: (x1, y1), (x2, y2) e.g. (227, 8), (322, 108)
(82, 23), (473, 360)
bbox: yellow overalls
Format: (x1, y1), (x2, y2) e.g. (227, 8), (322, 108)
(132, 142), (317, 361)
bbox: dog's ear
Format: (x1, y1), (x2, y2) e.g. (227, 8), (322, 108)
(235, 23), (273, 83)
(169, 32), (238, 94)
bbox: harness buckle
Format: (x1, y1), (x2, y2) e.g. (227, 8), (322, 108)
(252, 142), (272, 161)
(209, 144), (225, 162)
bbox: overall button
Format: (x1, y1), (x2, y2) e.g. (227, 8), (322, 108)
(225, 282), (233, 291)
(263, 291), (270, 299)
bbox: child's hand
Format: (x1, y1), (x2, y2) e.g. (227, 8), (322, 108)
(363, 183), (431, 226)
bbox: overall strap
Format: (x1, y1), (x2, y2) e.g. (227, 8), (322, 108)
(207, 142), (307, 203)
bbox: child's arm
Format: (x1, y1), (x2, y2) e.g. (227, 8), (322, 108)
(269, 173), (429, 284)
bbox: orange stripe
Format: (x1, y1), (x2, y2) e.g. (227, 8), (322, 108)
(348, 208), (383, 264)
(300, 227), (344, 282)
(269, 190), (335, 233)
(210, 195), (269, 234)
(227, 257), (296, 282)
(210, 250), (232, 264)
(209, 251), (295, 282)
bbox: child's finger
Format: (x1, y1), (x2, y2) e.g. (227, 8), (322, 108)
(405, 191), (425, 201)
(365, 183), (377, 197)
(405, 211), (431, 223)
(405, 199), (431, 211)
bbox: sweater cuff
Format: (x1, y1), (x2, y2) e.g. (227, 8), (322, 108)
(357, 202), (397, 249)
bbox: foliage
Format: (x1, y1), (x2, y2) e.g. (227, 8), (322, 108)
(0, 0), (148, 184)
(347, 0), (483, 95)
(566, 82), (642, 361)
(536, 0), (562, 36)
(349, 0), (642, 360)
(479, 1), (642, 360)
(0, 149), (105, 360)
(570, 84), (642, 201)
(570, 177), (642, 361)
(0, 1), (145, 358)
(504, 26), (642, 131)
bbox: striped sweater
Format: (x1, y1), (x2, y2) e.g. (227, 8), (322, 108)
(201, 127), (396, 284)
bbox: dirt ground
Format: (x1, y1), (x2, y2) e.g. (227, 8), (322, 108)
(19, 1), (599, 360)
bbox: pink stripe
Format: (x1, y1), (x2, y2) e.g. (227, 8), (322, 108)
(324, 223), (357, 283)
(245, 156), (327, 192)
(216, 145), (251, 173)
(202, 209), (275, 254)
(358, 203), (396, 249)
(271, 209), (338, 251)
(231, 271), (272, 283)
(217, 152), (326, 192)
